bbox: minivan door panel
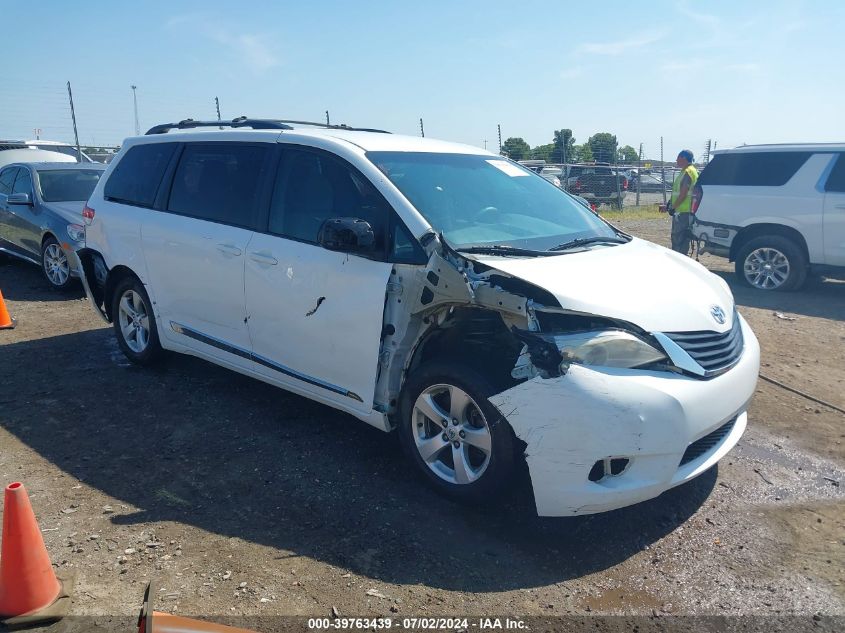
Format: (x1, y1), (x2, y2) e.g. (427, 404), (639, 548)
(245, 234), (392, 413)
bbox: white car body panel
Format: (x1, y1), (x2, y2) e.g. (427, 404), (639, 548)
(491, 315), (759, 516)
(141, 214), (255, 368)
(244, 233), (393, 414)
(80, 127), (762, 516)
(823, 189), (845, 266)
(472, 238), (735, 333)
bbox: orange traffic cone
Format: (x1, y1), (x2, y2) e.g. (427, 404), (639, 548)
(0, 482), (73, 626)
(139, 582), (258, 633)
(0, 290), (14, 329)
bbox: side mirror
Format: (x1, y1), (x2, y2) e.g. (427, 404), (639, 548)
(318, 217), (376, 255)
(7, 192), (32, 206)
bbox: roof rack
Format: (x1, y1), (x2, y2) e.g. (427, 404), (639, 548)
(145, 116), (391, 135)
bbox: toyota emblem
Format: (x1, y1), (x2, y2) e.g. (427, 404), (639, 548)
(711, 306), (726, 325)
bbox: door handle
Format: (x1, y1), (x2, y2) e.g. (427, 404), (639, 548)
(216, 244), (243, 257)
(249, 252), (278, 265)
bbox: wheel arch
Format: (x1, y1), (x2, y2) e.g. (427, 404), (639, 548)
(103, 265), (143, 322)
(730, 223), (809, 263)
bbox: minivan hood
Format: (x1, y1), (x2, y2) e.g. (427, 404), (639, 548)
(473, 238), (735, 333)
(43, 201), (85, 223)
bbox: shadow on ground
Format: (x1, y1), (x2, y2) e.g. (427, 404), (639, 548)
(0, 327), (717, 592)
(0, 257), (85, 302)
(714, 270), (845, 322)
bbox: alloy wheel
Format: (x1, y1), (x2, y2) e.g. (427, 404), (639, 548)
(43, 243), (69, 286)
(743, 247), (790, 290)
(117, 289), (151, 353)
(411, 384), (493, 485)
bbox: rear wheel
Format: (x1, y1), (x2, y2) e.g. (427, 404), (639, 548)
(735, 235), (807, 291)
(399, 362), (516, 504)
(111, 276), (163, 365)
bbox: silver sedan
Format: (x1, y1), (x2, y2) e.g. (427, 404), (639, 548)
(0, 162), (106, 289)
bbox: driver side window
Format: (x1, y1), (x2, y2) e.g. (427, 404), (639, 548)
(12, 169), (32, 196)
(269, 148), (387, 251)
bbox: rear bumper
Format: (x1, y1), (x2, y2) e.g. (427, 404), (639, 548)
(489, 316), (760, 517)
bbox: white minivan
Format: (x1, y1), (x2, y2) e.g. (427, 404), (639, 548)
(76, 119), (760, 517)
(692, 143), (845, 291)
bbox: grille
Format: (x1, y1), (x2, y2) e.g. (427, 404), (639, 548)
(665, 317), (744, 375)
(679, 417), (737, 466)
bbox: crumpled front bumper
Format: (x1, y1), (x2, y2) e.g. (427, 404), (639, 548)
(489, 316), (760, 517)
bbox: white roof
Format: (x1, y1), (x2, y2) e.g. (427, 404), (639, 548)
(714, 142), (845, 155)
(0, 148), (77, 170)
(127, 126), (491, 156)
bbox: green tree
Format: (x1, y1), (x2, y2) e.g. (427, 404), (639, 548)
(618, 144), (639, 163)
(531, 143), (554, 162)
(552, 129), (576, 163)
(573, 143), (593, 162)
(588, 132), (618, 163)
(501, 137), (531, 161)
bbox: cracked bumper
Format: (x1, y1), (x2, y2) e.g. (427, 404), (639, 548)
(490, 316), (760, 517)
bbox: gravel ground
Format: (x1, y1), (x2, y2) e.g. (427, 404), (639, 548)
(0, 217), (843, 632)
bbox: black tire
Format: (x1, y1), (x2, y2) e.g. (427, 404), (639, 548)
(399, 361), (516, 504)
(735, 235), (808, 291)
(110, 275), (163, 365)
(41, 236), (73, 290)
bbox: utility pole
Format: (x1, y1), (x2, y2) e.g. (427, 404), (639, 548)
(325, 110), (330, 126)
(419, 118), (425, 138)
(497, 124), (502, 154)
(66, 81), (82, 162)
(33, 128), (41, 140)
(636, 142), (643, 206)
(483, 140), (488, 150)
(660, 136), (667, 207)
(131, 85), (139, 135)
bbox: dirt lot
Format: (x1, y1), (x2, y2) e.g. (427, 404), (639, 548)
(1, 216), (843, 631)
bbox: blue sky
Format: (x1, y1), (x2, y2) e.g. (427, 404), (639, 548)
(1, 0), (843, 160)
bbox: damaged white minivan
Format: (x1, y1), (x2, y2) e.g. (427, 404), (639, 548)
(76, 119), (760, 516)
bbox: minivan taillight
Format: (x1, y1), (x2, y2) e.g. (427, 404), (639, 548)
(691, 185), (703, 214)
(82, 205), (95, 224)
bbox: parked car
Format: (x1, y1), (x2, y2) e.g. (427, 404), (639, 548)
(0, 162), (106, 288)
(565, 163), (628, 208)
(24, 140), (96, 163)
(0, 145), (77, 170)
(539, 166), (562, 187)
(692, 143), (845, 291)
(635, 173), (672, 193)
(76, 118), (759, 517)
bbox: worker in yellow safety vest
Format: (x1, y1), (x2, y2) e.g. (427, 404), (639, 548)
(661, 149), (699, 254)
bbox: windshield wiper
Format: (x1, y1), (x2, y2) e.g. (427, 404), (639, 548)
(548, 236), (630, 252)
(456, 245), (550, 257)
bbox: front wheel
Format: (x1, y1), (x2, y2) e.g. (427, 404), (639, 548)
(111, 276), (163, 365)
(399, 362), (516, 504)
(735, 235), (807, 291)
(41, 236), (72, 289)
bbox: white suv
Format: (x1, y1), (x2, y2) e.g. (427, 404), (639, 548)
(76, 118), (759, 517)
(692, 143), (845, 290)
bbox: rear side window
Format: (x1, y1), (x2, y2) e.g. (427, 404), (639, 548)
(104, 143), (177, 207)
(824, 154), (845, 193)
(0, 168), (17, 194)
(698, 151), (811, 186)
(167, 143), (269, 228)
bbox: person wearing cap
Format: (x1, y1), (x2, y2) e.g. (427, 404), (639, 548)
(661, 149), (699, 254)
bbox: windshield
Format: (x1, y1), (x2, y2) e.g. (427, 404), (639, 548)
(37, 169), (102, 202)
(368, 152), (617, 251)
